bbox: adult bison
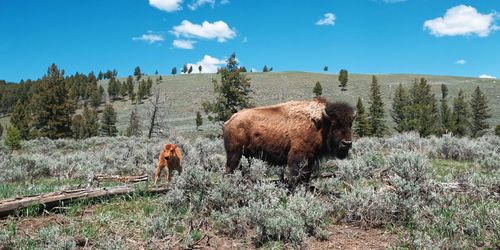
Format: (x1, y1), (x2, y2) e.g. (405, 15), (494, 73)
(223, 97), (355, 186)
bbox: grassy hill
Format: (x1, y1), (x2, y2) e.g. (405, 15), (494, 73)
(1, 72), (498, 138)
(100, 72), (500, 137)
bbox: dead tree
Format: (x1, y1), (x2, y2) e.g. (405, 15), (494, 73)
(147, 88), (169, 139)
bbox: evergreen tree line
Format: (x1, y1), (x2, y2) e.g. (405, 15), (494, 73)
(3, 64), (149, 149)
(353, 77), (492, 138)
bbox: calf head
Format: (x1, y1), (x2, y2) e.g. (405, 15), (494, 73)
(162, 144), (179, 161)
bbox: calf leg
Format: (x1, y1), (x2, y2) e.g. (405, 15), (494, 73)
(153, 165), (164, 185)
(166, 165), (172, 183)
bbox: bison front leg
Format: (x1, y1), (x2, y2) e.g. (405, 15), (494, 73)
(166, 165), (173, 183)
(224, 151), (242, 175)
(153, 165), (163, 185)
(287, 153), (313, 189)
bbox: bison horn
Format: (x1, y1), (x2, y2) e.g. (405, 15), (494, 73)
(353, 110), (357, 119)
(322, 109), (331, 120)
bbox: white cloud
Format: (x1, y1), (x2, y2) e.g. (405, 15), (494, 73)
(456, 59), (466, 65)
(424, 5), (497, 37)
(186, 55), (225, 73)
(316, 13), (336, 26)
(479, 74), (496, 79)
(132, 32), (164, 43)
(220, 0), (230, 4)
(188, 0), (215, 10)
(172, 20), (236, 42)
(173, 39), (196, 49)
(149, 0), (183, 12)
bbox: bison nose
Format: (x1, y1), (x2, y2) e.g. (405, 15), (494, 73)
(340, 140), (352, 149)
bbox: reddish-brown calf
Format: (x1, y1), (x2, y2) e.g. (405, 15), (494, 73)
(153, 143), (182, 184)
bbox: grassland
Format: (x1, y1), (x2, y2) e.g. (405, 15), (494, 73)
(0, 134), (499, 249)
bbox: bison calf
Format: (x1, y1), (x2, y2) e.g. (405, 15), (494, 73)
(223, 97), (355, 187)
(153, 143), (183, 185)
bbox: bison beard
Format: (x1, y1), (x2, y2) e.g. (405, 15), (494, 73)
(223, 98), (355, 187)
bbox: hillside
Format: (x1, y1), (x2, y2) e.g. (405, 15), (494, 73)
(98, 72), (500, 137)
(1, 72), (498, 138)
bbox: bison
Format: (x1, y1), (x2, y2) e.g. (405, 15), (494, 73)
(223, 97), (355, 186)
(153, 143), (183, 185)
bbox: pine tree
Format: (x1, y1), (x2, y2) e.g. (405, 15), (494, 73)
(188, 65), (193, 74)
(126, 76), (134, 101)
(263, 65), (269, 72)
(338, 69), (348, 91)
(452, 89), (469, 137)
(155, 70), (158, 75)
(10, 100), (30, 139)
(323, 66), (328, 72)
(182, 64), (188, 74)
(100, 104), (118, 136)
(440, 84), (453, 134)
(82, 104), (99, 138)
(171, 67), (177, 75)
(195, 111), (203, 130)
(107, 78), (120, 100)
(469, 86), (491, 138)
(89, 86), (102, 109)
(125, 107), (141, 137)
(30, 64), (75, 139)
(137, 80), (147, 102)
(313, 81), (322, 96)
(146, 78), (153, 95)
(391, 83), (409, 132)
(406, 78), (439, 137)
(119, 81), (128, 97)
(134, 66), (142, 81)
(4, 126), (21, 150)
(368, 75), (387, 137)
(354, 97), (371, 137)
(198, 65), (202, 73)
(202, 53), (253, 124)
(71, 114), (85, 139)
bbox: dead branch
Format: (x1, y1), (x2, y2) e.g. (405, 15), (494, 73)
(0, 184), (169, 218)
(94, 174), (149, 183)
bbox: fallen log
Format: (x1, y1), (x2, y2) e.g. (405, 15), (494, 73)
(94, 174), (149, 183)
(0, 184), (169, 218)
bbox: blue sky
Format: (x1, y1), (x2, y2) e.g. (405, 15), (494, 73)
(0, 0), (499, 82)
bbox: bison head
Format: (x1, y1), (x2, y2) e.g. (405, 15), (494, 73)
(162, 144), (179, 161)
(323, 102), (356, 159)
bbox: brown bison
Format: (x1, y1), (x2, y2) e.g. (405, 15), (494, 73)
(223, 97), (355, 186)
(153, 143), (183, 185)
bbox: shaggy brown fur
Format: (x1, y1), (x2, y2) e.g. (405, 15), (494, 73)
(153, 143), (183, 184)
(223, 97), (355, 186)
